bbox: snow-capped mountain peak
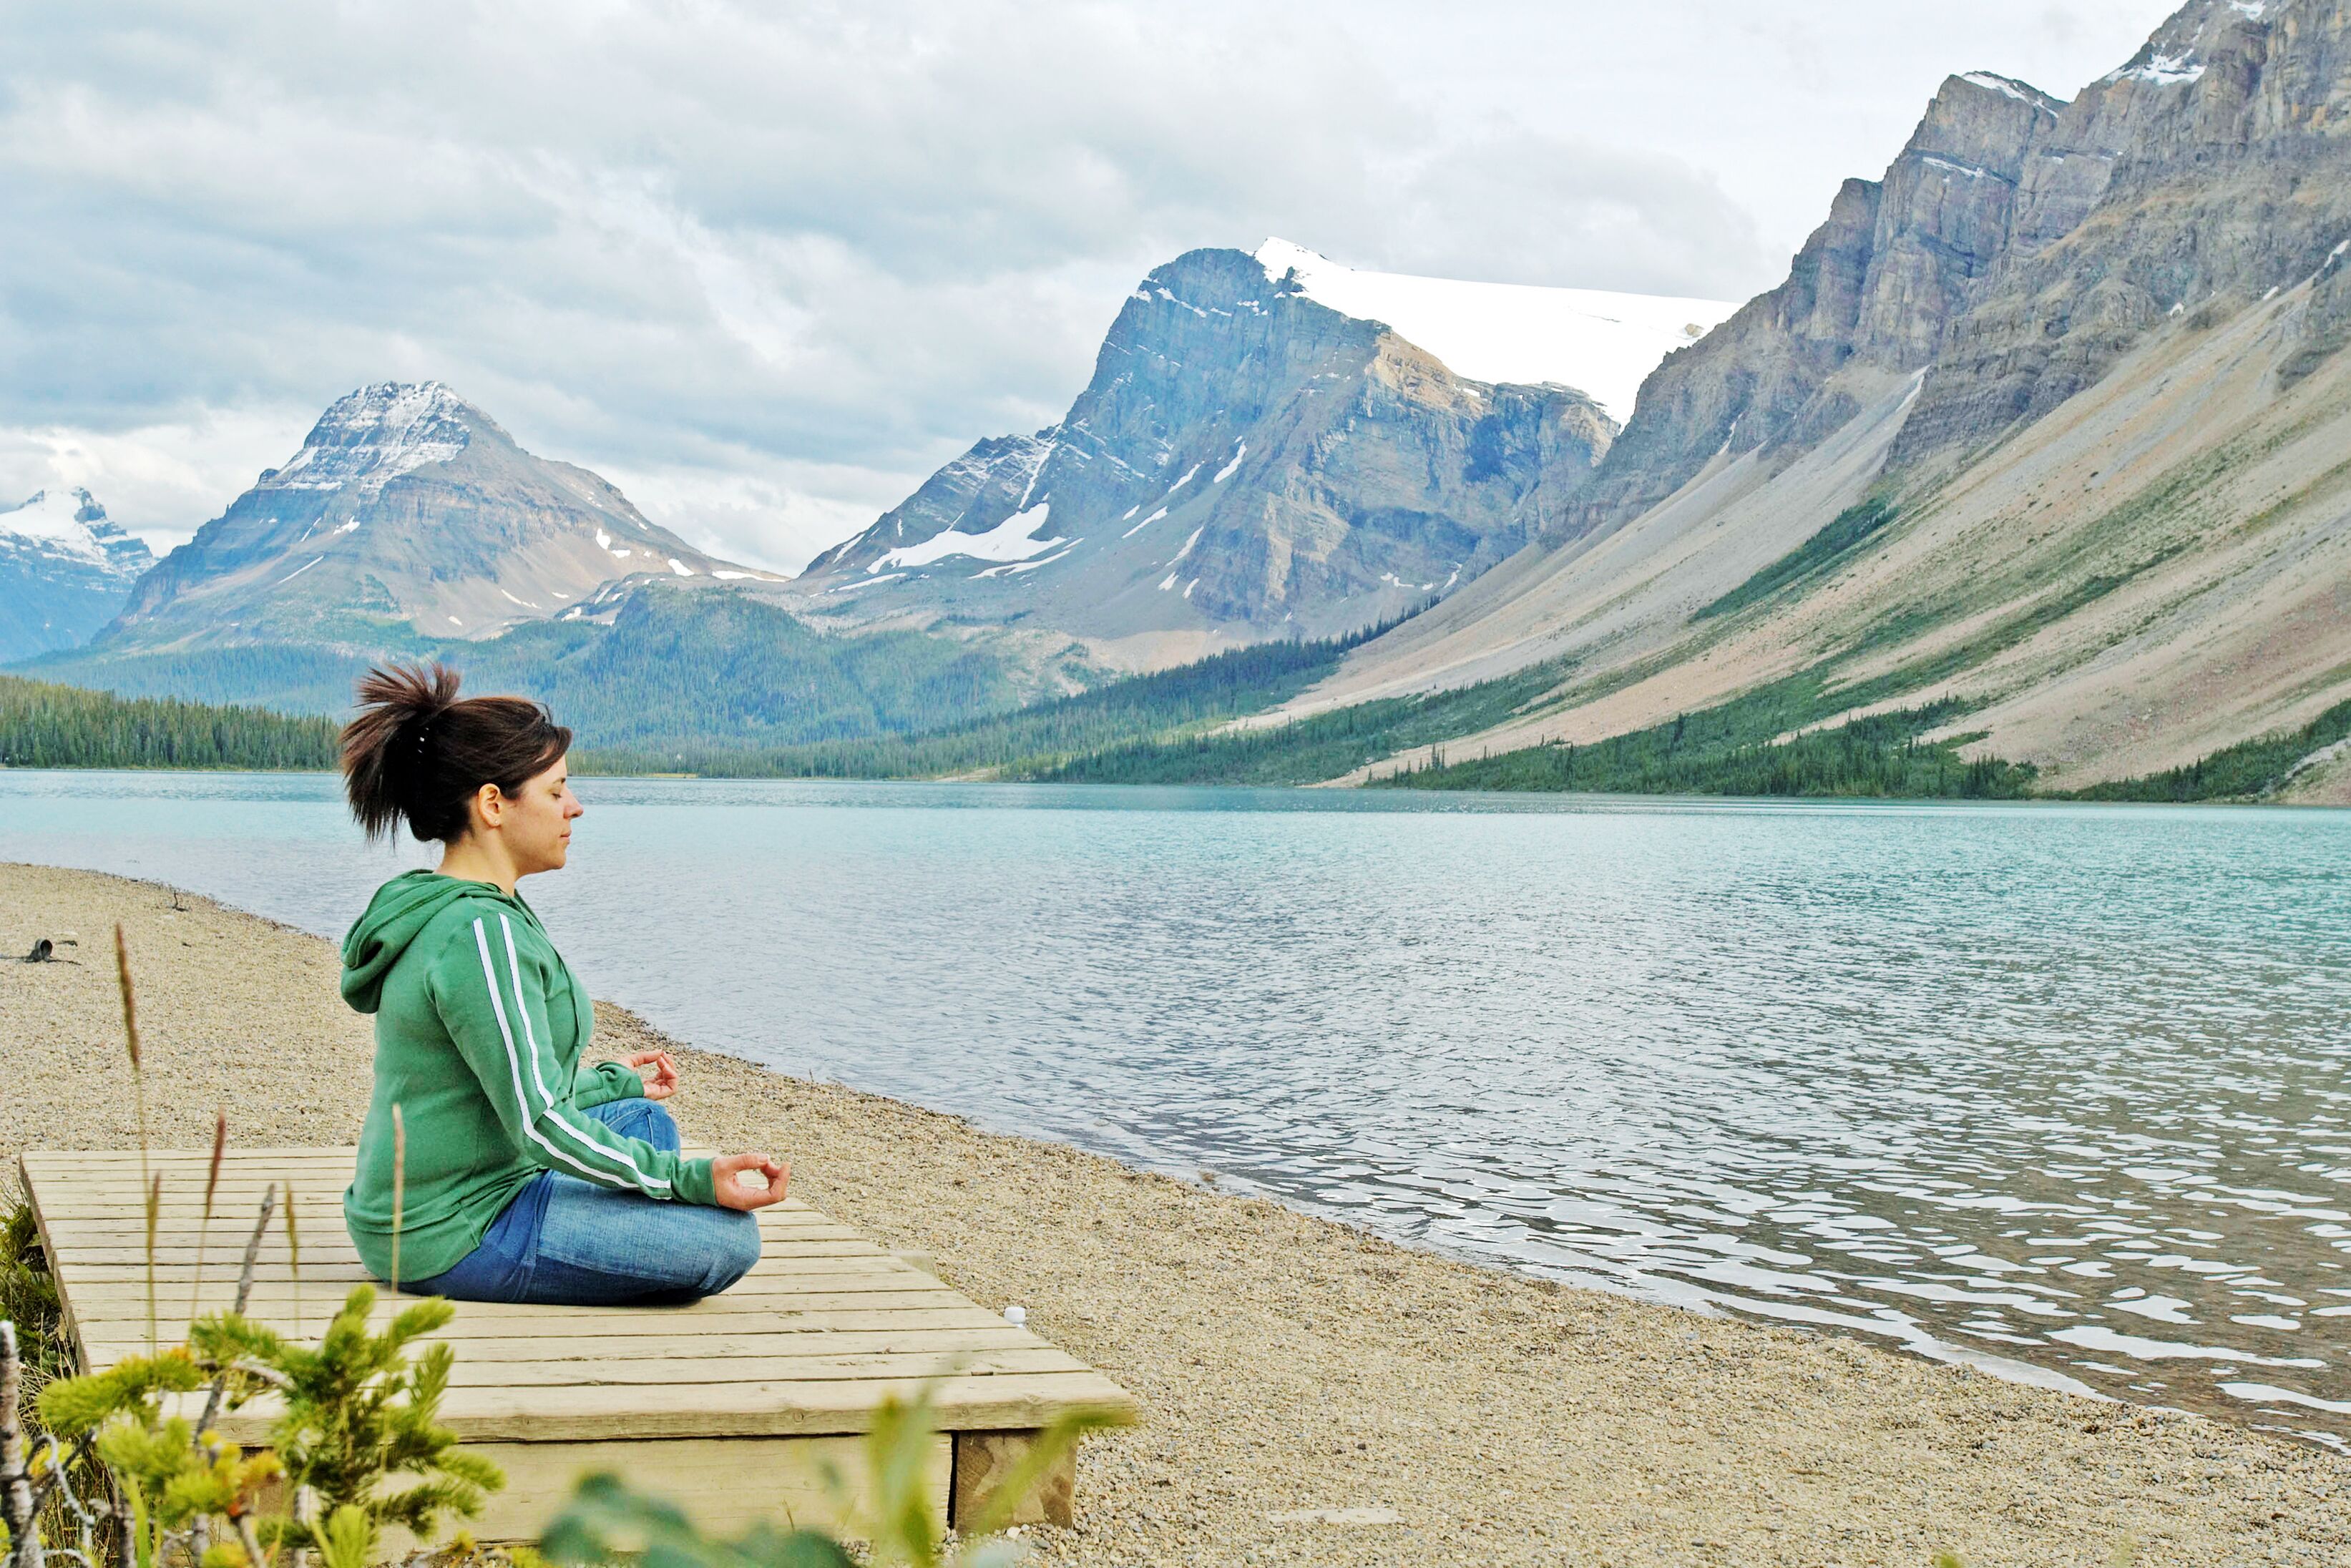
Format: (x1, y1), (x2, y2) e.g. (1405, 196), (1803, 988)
(0, 486), (157, 661)
(99, 382), (765, 651)
(266, 381), (474, 494)
(1253, 237), (1739, 423)
(0, 488), (149, 572)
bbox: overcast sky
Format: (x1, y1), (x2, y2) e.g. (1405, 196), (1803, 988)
(2, 0), (2176, 572)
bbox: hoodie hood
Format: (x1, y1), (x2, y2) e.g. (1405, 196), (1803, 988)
(341, 870), (504, 1013)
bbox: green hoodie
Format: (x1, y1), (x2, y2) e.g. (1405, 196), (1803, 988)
(339, 870), (718, 1282)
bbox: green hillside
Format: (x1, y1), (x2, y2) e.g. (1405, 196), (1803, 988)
(11, 584), (1044, 750)
(456, 585), (1031, 750)
(579, 624), (1383, 778)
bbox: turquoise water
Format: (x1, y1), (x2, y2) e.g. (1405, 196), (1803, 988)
(6, 770), (2351, 1446)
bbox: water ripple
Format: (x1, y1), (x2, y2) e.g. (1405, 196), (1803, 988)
(5, 773), (2348, 1444)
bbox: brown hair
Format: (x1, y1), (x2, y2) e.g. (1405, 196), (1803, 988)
(341, 663), (572, 843)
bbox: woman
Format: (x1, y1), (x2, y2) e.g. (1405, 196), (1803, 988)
(337, 663), (787, 1304)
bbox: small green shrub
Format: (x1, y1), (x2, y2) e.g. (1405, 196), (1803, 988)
(192, 1285), (502, 1555)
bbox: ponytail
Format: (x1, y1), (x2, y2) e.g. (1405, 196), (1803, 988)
(341, 662), (572, 843)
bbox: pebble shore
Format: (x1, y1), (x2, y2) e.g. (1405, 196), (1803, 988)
(3, 860), (2347, 1567)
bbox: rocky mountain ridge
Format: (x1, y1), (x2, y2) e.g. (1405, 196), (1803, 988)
(1263, 0), (2351, 796)
(1896, 0), (2351, 462)
(1558, 69), (2067, 539)
(98, 382), (770, 654)
(0, 488), (155, 661)
(791, 245), (1731, 662)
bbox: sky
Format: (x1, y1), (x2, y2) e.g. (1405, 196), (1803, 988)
(1, 0), (2177, 574)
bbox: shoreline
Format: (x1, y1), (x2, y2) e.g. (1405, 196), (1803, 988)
(4, 859), (2347, 1564)
(5, 760), (2340, 813)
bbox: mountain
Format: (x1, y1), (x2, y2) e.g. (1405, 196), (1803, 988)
(1238, 0), (2351, 797)
(0, 488), (155, 661)
(97, 382), (770, 653)
(791, 243), (1735, 662)
(17, 382), (1082, 744)
(1895, 0), (2351, 461)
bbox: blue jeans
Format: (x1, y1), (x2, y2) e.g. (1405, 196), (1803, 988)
(406, 1100), (761, 1306)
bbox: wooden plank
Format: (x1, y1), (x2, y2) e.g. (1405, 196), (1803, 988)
(296, 1327), (1046, 1361)
(22, 1143), (746, 1165)
(34, 1212), (836, 1236)
(169, 1371), (1138, 1444)
(435, 1347), (1089, 1386)
(74, 1326), (1048, 1363)
(61, 1280), (972, 1321)
(953, 1430), (1075, 1529)
(433, 1433), (950, 1545)
(21, 1150), (364, 1168)
(25, 1198), (839, 1226)
(436, 1372), (1138, 1434)
(75, 1316), (1030, 1363)
(50, 1241), (898, 1278)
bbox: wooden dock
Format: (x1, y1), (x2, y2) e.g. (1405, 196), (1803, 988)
(19, 1147), (1135, 1544)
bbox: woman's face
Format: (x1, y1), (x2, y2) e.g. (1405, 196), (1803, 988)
(499, 755), (585, 876)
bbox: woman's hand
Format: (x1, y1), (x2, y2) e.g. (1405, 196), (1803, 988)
(710, 1152), (791, 1211)
(624, 1049), (680, 1101)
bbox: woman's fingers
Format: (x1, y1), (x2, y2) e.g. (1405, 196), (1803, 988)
(710, 1152), (791, 1210)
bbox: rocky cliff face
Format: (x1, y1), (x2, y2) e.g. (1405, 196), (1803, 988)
(1896, 0), (2351, 460)
(1284, 0), (2351, 794)
(1569, 72), (2065, 535)
(102, 383), (763, 652)
(0, 488), (155, 661)
(796, 248), (1623, 649)
(1585, 0), (2351, 489)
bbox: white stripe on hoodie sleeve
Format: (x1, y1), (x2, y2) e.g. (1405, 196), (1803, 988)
(461, 916), (676, 1199)
(501, 913), (672, 1191)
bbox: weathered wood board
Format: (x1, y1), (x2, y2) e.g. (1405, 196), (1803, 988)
(20, 1147), (1134, 1542)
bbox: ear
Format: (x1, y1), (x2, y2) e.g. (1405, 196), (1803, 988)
(474, 780), (508, 830)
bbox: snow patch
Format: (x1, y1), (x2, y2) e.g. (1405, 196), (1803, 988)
(2111, 51), (2206, 86)
(275, 556), (325, 587)
(1254, 237), (1738, 423)
(1183, 578), (1198, 599)
(828, 572), (906, 594)
(2219, 1381), (2351, 1415)
(875, 503), (1064, 572)
(499, 589), (541, 608)
(1920, 155), (1991, 180)
(1167, 461), (1203, 492)
(668, 557), (694, 577)
(1170, 526), (1203, 564)
(1959, 72), (2039, 103)
(1124, 506), (1170, 539)
(1213, 441), (1247, 482)
(974, 544), (1076, 578)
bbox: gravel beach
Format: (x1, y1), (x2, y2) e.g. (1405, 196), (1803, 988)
(4, 859), (2346, 1567)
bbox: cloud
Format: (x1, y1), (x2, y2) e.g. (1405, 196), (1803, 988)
(0, 0), (2176, 572)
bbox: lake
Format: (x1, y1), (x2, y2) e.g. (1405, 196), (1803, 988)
(6, 769), (2350, 1447)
